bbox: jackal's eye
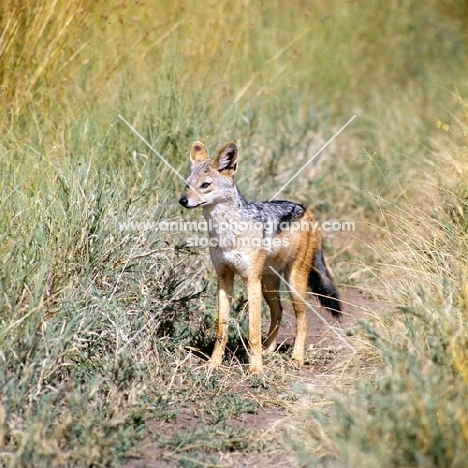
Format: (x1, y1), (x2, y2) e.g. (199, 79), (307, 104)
(184, 184), (189, 190)
(200, 182), (211, 189)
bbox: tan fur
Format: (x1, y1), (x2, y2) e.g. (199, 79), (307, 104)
(190, 141), (209, 165)
(180, 141), (325, 374)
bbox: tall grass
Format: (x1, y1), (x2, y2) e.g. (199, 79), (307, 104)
(0, 0), (467, 465)
(293, 116), (468, 467)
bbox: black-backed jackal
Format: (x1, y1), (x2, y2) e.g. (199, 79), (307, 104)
(179, 141), (341, 374)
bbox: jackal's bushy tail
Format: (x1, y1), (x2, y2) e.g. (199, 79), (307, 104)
(308, 248), (342, 319)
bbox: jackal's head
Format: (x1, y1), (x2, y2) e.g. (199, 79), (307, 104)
(179, 141), (238, 209)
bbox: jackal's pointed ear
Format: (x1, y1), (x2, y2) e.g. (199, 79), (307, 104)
(213, 141), (238, 176)
(189, 141), (209, 166)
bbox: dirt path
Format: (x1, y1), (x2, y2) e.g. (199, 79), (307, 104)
(125, 287), (377, 468)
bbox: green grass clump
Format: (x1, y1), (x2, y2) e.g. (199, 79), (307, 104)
(0, 162), (204, 466)
(163, 424), (254, 455)
(200, 393), (259, 424)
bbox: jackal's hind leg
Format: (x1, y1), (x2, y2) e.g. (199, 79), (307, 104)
(261, 274), (282, 354)
(285, 265), (308, 366)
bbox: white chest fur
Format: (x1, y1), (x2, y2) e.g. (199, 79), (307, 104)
(202, 203), (263, 276)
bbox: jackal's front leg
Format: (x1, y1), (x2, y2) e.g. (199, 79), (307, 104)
(246, 276), (263, 374)
(209, 269), (234, 368)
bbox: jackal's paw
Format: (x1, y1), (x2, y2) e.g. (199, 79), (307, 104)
(204, 356), (222, 374)
(291, 355), (305, 367)
(248, 362), (264, 375)
(262, 342), (277, 355)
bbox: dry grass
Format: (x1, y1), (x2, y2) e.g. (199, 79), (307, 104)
(289, 105), (468, 467)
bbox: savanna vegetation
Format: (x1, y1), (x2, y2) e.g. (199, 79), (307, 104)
(0, 0), (467, 466)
